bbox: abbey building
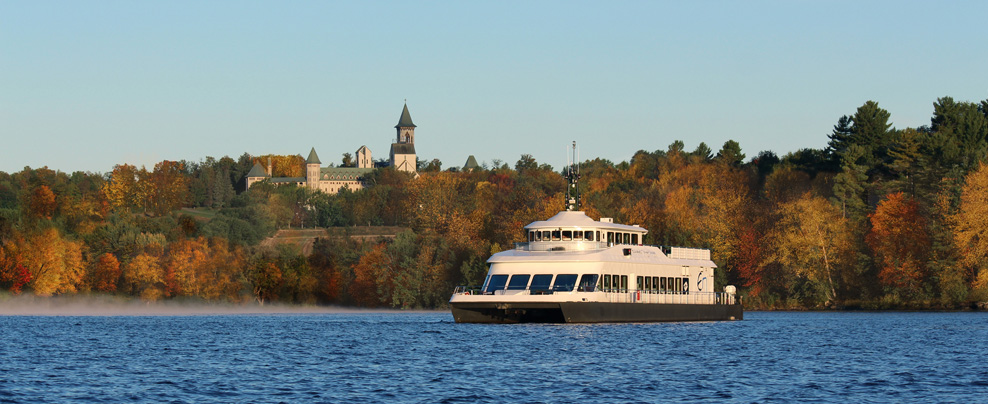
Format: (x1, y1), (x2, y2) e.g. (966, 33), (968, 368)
(246, 103), (418, 194)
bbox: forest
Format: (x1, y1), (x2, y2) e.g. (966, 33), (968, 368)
(2, 97), (988, 310)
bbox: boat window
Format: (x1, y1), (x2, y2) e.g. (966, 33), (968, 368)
(586, 231), (594, 241)
(552, 274), (578, 292)
(603, 274), (611, 291)
(481, 275), (491, 291)
(528, 231), (535, 242)
(660, 277), (667, 292)
(507, 274), (531, 290)
(484, 274), (508, 293)
(551, 230), (561, 241)
(675, 278), (682, 293)
(530, 274), (553, 292)
(607, 232), (614, 244)
(652, 277), (659, 292)
(542, 231), (550, 241)
(596, 231), (601, 242)
(632, 234), (639, 245)
(624, 233), (630, 244)
(644, 276), (652, 292)
(562, 230), (572, 241)
(620, 275), (628, 293)
(578, 274), (598, 292)
(574, 230), (583, 240)
(636, 276), (643, 292)
(683, 278), (689, 294)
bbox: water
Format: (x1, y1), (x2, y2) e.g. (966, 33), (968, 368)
(0, 311), (985, 403)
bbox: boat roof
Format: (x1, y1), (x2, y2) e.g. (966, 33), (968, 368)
(524, 211), (647, 234)
(489, 244), (715, 267)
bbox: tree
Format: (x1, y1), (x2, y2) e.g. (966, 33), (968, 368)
(764, 193), (852, 305)
(715, 140), (745, 166)
(692, 142), (713, 161)
(852, 100), (895, 171)
(831, 145), (869, 221)
(28, 185), (57, 219)
(866, 192), (931, 301)
(145, 160), (189, 216)
(90, 253), (121, 293)
(952, 162), (988, 301)
(124, 252), (164, 300)
(341, 153), (354, 168)
(102, 164), (140, 211)
(826, 115), (854, 166)
(12, 228), (86, 296)
(515, 154), (538, 172)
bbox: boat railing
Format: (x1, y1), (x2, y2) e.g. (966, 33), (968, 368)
(514, 241), (611, 252)
(452, 285), (741, 305)
(601, 290), (741, 305)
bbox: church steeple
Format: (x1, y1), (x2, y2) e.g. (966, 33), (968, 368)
(395, 103), (415, 144)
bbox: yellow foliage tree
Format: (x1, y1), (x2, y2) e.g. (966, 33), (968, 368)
(124, 253), (164, 301)
(12, 228), (85, 296)
(765, 193), (852, 304)
(952, 161), (988, 300)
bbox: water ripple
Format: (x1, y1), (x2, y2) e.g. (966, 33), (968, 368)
(1, 312), (986, 402)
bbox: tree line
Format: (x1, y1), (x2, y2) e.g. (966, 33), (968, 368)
(2, 96), (987, 309)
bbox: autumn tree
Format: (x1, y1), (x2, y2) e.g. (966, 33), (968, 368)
(9, 228), (86, 296)
(953, 162), (988, 301)
(764, 193), (852, 306)
(123, 252), (164, 301)
(102, 164), (140, 211)
(90, 253), (121, 293)
(28, 185), (57, 219)
(866, 192), (931, 302)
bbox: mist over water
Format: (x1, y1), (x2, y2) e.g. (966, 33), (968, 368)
(1, 311), (986, 403)
(0, 294), (410, 316)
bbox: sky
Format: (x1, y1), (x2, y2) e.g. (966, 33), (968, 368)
(2, 0), (987, 174)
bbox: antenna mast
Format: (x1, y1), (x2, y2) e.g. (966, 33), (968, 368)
(565, 141), (580, 211)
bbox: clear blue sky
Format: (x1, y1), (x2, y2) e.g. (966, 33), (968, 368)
(2, 0), (986, 174)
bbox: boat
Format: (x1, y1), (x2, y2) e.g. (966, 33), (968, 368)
(449, 142), (743, 323)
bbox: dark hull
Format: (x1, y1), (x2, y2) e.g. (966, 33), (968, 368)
(450, 301), (743, 323)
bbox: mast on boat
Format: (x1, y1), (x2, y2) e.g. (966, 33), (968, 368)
(565, 141), (580, 211)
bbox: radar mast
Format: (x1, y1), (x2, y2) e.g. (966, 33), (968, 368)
(565, 141), (580, 211)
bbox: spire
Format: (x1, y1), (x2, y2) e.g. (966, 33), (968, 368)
(395, 103), (416, 128)
(306, 147), (321, 164)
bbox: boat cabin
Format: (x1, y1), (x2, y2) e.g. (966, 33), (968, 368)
(519, 211), (647, 251)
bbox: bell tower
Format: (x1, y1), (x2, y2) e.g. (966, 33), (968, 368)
(390, 103), (418, 173)
(395, 103), (416, 144)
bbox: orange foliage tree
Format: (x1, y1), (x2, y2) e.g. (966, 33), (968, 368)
(90, 253), (121, 293)
(866, 192), (931, 300)
(28, 185), (57, 219)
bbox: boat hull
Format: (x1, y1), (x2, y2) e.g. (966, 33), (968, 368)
(450, 301), (743, 324)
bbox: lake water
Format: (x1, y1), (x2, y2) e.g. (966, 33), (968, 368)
(0, 311), (985, 403)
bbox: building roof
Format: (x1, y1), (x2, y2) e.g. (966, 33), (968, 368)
(306, 147), (321, 165)
(319, 167), (375, 180)
(268, 177), (306, 183)
(394, 103), (416, 128)
(390, 143), (416, 155)
(246, 162), (269, 178)
(463, 155), (479, 170)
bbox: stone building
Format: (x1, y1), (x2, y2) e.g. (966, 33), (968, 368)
(246, 103), (418, 194)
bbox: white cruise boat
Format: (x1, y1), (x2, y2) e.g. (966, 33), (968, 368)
(449, 143), (743, 323)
